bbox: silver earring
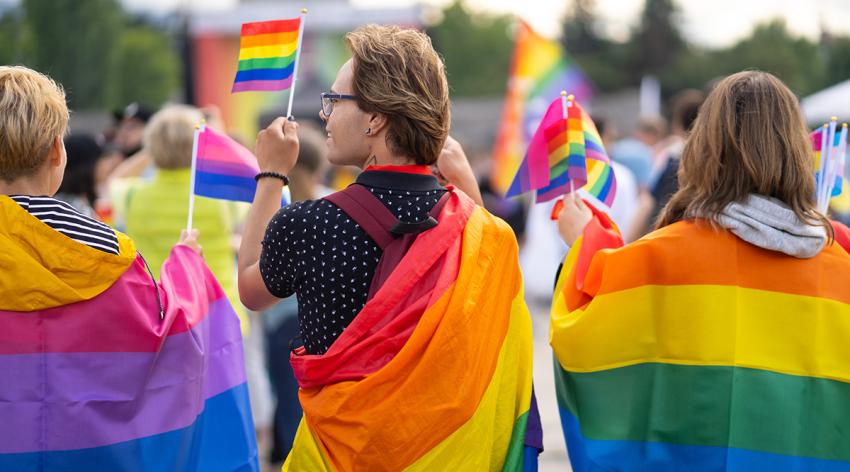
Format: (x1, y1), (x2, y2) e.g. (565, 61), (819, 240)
(365, 128), (371, 135)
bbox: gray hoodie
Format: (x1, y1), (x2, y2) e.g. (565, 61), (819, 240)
(707, 194), (827, 259)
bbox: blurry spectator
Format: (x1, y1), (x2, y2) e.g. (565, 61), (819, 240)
(594, 116), (639, 239)
(610, 116), (666, 240)
(115, 102), (154, 158)
(114, 105), (246, 330)
(649, 89), (706, 225)
(55, 134), (102, 217)
(263, 124), (331, 464)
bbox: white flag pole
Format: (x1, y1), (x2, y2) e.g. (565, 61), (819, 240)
(187, 122), (206, 231)
(285, 9), (308, 118)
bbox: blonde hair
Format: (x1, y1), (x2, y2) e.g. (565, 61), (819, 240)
(657, 71), (833, 239)
(0, 66), (69, 182)
(143, 105), (203, 169)
(345, 25), (450, 166)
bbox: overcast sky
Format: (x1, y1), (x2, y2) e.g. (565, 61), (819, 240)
(5, 0), (850, 48)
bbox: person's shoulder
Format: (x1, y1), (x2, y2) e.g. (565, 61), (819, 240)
(270, 198), (343, 227)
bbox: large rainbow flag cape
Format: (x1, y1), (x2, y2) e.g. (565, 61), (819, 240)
(550, 203), (850, 470)
(193, 124), (264, 204)
(0, 196), (258, 470)
(506, 95), (615, 205)
(232, 17), (303, 93)
(282, 190), (540, 471)
(492, 21), (593, 195)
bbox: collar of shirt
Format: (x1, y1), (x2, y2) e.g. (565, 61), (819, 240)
(357, 166), (443, 192)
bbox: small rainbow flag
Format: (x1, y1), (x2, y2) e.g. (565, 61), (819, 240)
(491, 21), (594, 194)
(506, 95), (616, 206)
(232, 17), (302, 93)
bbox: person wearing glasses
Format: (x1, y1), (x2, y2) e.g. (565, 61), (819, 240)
(237, 25), (539, 470)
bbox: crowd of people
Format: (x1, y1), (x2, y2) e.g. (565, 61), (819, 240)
(2, 22), (850, 472)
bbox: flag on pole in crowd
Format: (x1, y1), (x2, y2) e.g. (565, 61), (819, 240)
(811, 119), (847, 213)
(506, 93), (616, 206)
(232, 17), (303, 93)
(491, 21), (594, 195)
(193, 125), (261, 203)
(186, 124), (288, 231)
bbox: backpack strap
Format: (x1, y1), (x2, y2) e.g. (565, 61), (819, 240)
(323, 184), (452, 300)
(323, 184), (398, 250)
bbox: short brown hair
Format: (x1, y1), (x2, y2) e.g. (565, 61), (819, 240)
(0, 66), (69, 182)
(143, 105), (203, 169)
(657, 71), (832, 238)
(345, 25), (450, 166)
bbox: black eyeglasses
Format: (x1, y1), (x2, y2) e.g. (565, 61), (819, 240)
(320, 92), (356, 117)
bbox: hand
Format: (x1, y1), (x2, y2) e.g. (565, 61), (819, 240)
(435, 136), (473, 185)
(557, 194), (593, 246)
(255, 117), (299, 176)
(178, 228), (203, 256)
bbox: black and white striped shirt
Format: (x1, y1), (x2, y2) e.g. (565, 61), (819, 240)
(11, 195), (120, 255)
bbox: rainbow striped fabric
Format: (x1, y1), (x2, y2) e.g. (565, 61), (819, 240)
(492, 21), (593, 195)
(232, 18), (301, 93)
(282, 191), (539, 471)
(550, 209), (850, 471)
(0, 196), (258, 470)
(506, 96), (616, 205)
(194, 125), (266, 203)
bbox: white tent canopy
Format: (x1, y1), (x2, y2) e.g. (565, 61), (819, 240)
(801, 79), (850, 125)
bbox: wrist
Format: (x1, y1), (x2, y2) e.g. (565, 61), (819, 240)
(255, 171), (290, 186)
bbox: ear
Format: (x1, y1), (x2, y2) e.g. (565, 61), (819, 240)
(48, 136), (64, 168)
(367, 113), (389, 135)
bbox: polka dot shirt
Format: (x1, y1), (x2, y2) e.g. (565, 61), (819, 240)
(260, 170), (446, 355)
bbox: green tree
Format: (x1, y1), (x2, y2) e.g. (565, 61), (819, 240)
(823, 36), (850, 89)
(630, 0), (686, 78)
(717, 20), (823, 95)
(0, 8), (27, 65)
(22, 0), (123, 108)
(111, 27), (180, 108)
(428, 1), (513, 97)
(561, 0), (606, 56)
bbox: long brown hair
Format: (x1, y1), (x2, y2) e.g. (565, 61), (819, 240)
(657, 70), (832, 238)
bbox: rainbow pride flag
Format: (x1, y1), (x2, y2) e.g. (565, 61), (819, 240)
(193, 125), (265, 204)
(282, 191), (539, 471)
(492, 21), (593, 195)
(506, 95), (615, 205)
(232, 18), (302, 93)
(550, 206), (850, 470)
(0, 196), (258, 470)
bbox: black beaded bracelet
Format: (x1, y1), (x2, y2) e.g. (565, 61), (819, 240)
(255, 171), (290, 186)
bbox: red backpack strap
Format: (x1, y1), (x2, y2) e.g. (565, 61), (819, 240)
(323, 184), (398, 250)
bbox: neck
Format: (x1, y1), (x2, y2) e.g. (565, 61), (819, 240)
(0, 174), (52, 197)
(288, 180), (315, 202)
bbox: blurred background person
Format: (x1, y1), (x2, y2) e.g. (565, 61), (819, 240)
(54, 134), (103, 217)
(114, 105), (244, 328)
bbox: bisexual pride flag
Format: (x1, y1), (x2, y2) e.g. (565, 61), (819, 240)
(0, 196), (258, 470)
(193, 125), (262, 203)
(232, 17), (302, 93)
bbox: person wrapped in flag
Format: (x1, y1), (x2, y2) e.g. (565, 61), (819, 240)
(237, 25), (541, 470)
(0, 66), (258, 470)
(551, 71), (850, 470)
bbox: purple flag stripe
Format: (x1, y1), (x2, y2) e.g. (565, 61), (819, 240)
(197, 159), (258, 179)
(0, 298), (245, 454)
(231, 76), (293, 93)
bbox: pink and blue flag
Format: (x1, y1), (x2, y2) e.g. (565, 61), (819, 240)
(194, 125), (276, 204)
